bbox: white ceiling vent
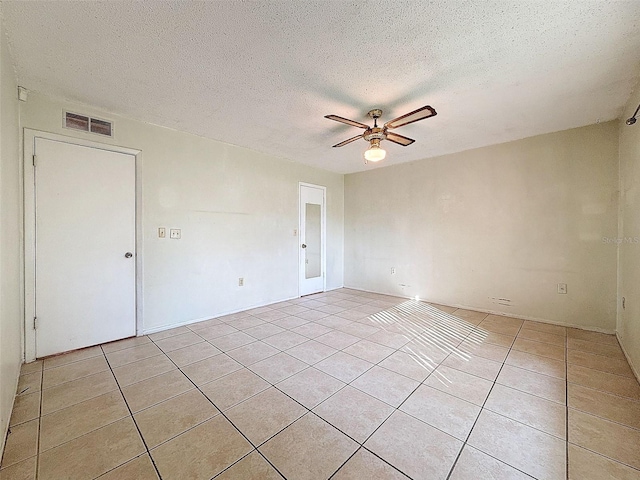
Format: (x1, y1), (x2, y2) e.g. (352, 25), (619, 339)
(64, 111), (113, 137)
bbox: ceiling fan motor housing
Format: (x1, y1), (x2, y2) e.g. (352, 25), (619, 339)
(363, 127), (386, 142)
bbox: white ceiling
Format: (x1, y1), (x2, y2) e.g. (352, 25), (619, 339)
(3, 1), (640, 174)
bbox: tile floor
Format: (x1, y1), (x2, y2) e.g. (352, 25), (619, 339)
(1, 288), (640, 479)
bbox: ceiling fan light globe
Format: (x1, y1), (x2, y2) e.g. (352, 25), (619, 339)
(364, 145), (386, 162)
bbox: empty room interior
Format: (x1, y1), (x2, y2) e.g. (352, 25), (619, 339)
(1, 1), (640, 479)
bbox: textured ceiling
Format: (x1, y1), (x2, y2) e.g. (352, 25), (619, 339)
(3, 1), (640, 174)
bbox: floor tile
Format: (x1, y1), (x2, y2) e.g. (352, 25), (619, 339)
(468, 409), (566, 480)
(37, 417), (144, 480)
(15, 372), (40, 398)
(39, 390), (129, 452)
(497, 364), (566, 404)
(208, 332), (256, 351)
(263, 331), (308, 350)
(378, 350), (434, 382)
(0, 456), (36, 480)
(244, 323), (286, 340)
(121, 369), (194, 412)
(505, 350), (566, 379)
(452, 309), (488, 324)
(112, 354), (176, 387)
(449, 445), (532, 480)
(43, 346), (103, 370)
(467, 329), (515, 348)
(286, 340), (338, 365)
(192, 323), (238, 340)
(315, 352), (373, 383)
(568, 337), (625, 358)
(343, 340), (395, 364)
(0, 420), (38, 469)
(215, 451), (284, 479)
(512, 337), (565, 361)
(200, 368), (270, 411)
(254, 309), (290, 322)
(151, 416), (252, 480)
(98, 454), (159, 480)
(477, 316), (522, 336)
(153, 332), (203, 353)
(424, 364), (493, 405)
(567, 364), (640, 400)
(135, 389), (219, 448)
(400, 385), (481, 440)
(226, 341), (279, 366)
(260, 414), (358, 480)
(41, 370), (118, 414)
(19, 361), (42, 376)
(484, 384), (566, 438)
(148, 326), (191, 341)
(365, 410), (463, 480)
(567, 350), (634, 377)
(351, 366), (419, 407)
(276, 367), (345, 409)
(569, 383), (640, 429)
(249, 353), (308, 384)
(9, 393), (40, 427)
(105, 343), (162, 369)
(332, 448), (406, 479)
(458, 338), (509, 363)
(522, 321), (566, 337)
(517, 328), (566, 346)
(42, 355), (110, 389)
(271, 316), (309, 330)
(338, 322), (380, 338)
(315, 330), (360, 350)
(568, 408), (640, 469)
(292, 309), (332, 322)
(101, 336), (151, 354)
(165, 341), (221, 367)
(181, 354), (243, 386)
(226, 388), (307, 446)
(568, 444), (640, 480)
(291, 323), (333, 339)
(313, 386), (394, 443)
(442, 352), (503, 381)
(225, 316), (265, 330)
(567, 328), (618, 345)
(366, 330), (411, 349)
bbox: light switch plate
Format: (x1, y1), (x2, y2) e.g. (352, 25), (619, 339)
(158, 227), (166, 238)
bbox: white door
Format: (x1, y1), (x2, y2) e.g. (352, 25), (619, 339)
(35, 138), (136, 357)
(299, 184), (326, 296)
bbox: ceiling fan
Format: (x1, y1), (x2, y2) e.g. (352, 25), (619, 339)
(325, 105), (437, 163)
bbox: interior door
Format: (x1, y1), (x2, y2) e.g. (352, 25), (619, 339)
(299, 184), (325, 296)
(35, 138), (136, 357)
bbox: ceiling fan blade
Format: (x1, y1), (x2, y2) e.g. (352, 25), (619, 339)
(385, 132), (415, 146)
(384, 105), (437, 129)
(332, 135), (363, 148)
(325, 115), (370, 129)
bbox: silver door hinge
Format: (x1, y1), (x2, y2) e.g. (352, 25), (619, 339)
(33, 317), (37, 330)
(32, 155), (36, 167)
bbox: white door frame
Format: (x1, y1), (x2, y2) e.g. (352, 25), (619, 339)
(298, 182), (326, 296)
(23, 129), (143, 362)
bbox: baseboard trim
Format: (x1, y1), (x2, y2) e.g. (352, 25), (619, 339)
(343, 286), (617, 334)
(616, 333), (640, 384)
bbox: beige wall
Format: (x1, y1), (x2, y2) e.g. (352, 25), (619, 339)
(618, 83), (640, 376)
(0, 14), (23, 456)
(21, 93), (344, 335)
(345, 123), (620, 331)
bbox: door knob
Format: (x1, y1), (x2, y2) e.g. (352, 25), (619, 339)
(301, 244), (307, 249)
(125, 252), (133, 258)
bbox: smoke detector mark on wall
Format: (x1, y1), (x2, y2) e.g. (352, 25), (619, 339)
(64, 111), (113, 137)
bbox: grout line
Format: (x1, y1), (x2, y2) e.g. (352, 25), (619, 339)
(102, 345), (164, 480)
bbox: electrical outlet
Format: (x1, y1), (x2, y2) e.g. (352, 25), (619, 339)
(391, 267), (396, 275)
(170, 228), (181, 239)
(158, 227), (166, 238)
(557, 283), (567, 294)
(238, 277), (244, 287)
